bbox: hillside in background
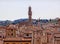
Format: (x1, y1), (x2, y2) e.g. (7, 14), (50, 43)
(0, 18), (58, 26)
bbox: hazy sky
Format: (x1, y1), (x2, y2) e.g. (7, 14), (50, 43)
(0, 0), (60, 21)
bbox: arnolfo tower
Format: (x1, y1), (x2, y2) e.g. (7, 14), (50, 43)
(28, 6), (32, 23)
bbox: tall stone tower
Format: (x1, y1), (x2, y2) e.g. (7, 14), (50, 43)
(28, 6), (32, 22)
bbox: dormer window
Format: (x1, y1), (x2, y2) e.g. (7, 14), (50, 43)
(11, 29), (13, 31)
(11, 33), (13, 36)
(24, 33), (32, 38)
(26, 34), (29, 36)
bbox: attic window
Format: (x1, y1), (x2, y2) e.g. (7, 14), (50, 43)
(26, 34), (29, 36)
(11, 29), (13, 31)
(24, 33), (32, 38)
(11, 33), (13, 36)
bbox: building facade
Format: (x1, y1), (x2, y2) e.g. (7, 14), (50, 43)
(0, 6), (60, 44)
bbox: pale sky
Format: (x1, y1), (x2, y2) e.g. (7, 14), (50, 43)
(0, 0), (60, 21)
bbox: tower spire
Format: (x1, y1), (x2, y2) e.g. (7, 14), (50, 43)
(28, 6), (32, 22)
